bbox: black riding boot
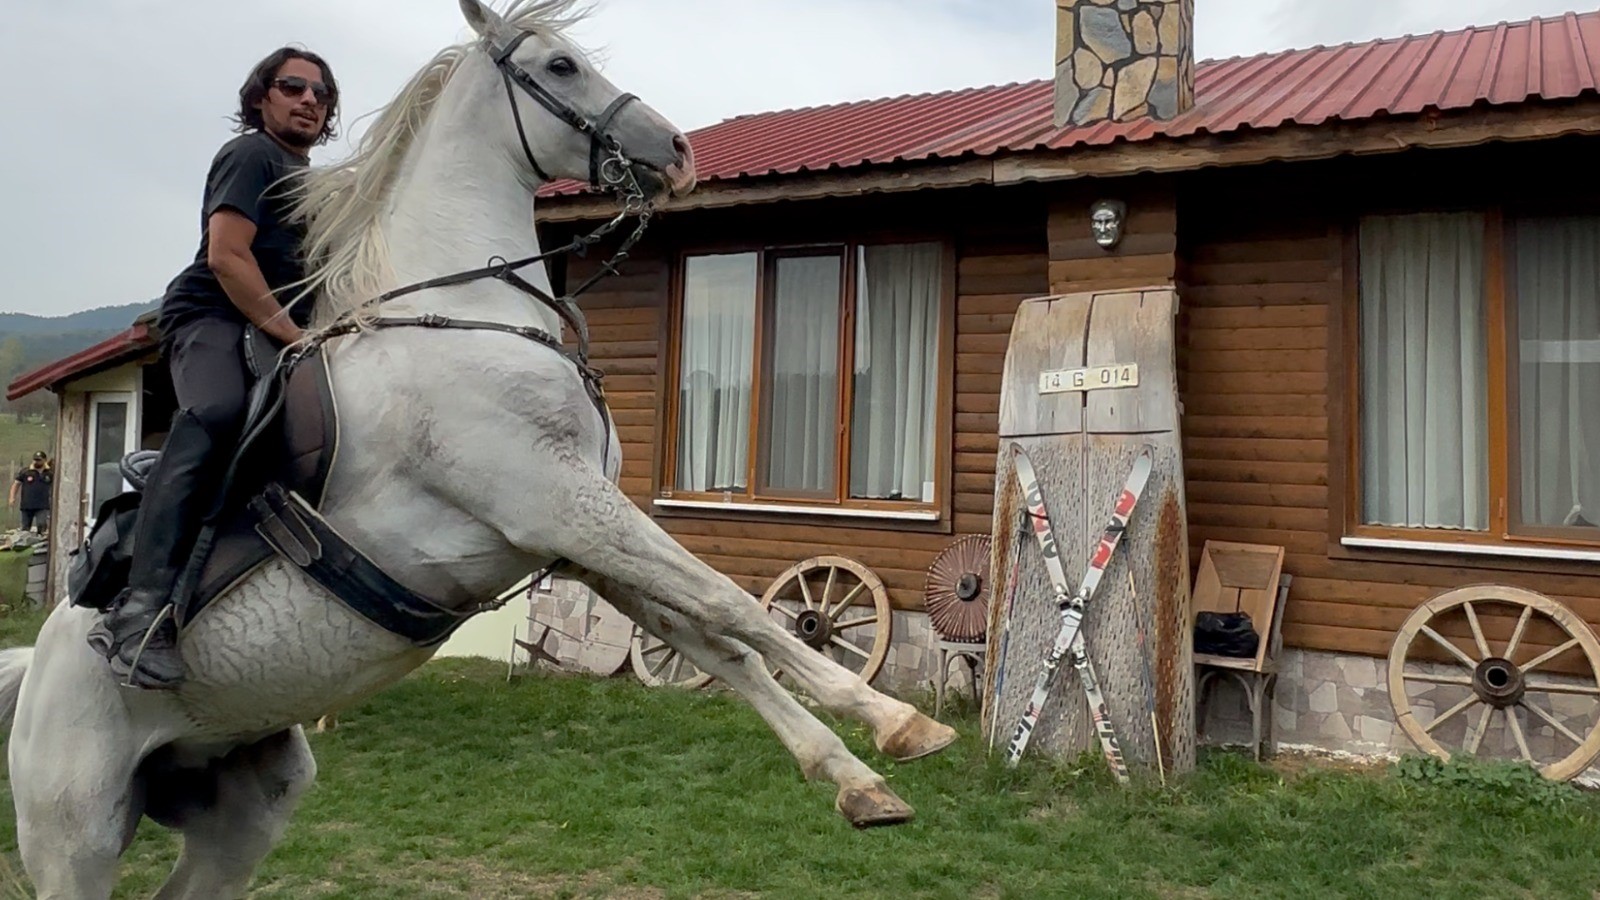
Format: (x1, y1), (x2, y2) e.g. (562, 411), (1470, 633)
(86, 409), (222, 689)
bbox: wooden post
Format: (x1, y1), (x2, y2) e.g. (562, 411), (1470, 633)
(981, 286), (1196, 776)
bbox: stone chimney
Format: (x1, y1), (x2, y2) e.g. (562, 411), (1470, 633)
(1054, 0), (1195, 126)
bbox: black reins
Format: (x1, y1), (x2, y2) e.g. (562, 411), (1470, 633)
(292, 26), (660, 470)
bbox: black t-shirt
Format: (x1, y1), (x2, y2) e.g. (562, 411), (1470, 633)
(158, 130), (314, 336)
(14, 467), (50, 511)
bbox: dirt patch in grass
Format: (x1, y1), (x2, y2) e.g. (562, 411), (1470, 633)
(1265, 748), (1391, 780)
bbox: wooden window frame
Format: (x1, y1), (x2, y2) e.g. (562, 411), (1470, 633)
(1332, 203), (1600, 557)
(751, 247), (850, 502)
(657, 237), (957, 529)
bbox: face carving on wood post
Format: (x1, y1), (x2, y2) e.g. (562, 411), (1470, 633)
(1091, 199), (1126, 250)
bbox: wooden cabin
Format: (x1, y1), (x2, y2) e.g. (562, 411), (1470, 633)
(10, 5), (1597, 766)
(532, 7), (1600, 761)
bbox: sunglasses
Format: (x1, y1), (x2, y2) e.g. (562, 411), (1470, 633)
(272, 75), (333, 105)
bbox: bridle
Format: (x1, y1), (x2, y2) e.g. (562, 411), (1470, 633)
(292, 26), (660, 471)
(492, 29), (641, 192)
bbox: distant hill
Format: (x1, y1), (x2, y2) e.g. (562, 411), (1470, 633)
(0, 300), (158, 337)
(0, 300), (162, 416)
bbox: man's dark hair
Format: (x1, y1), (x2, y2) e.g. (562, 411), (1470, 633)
(232, 46), (340, 144)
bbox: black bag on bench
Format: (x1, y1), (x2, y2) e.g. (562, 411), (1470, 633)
(1194, 610), (1260, 658)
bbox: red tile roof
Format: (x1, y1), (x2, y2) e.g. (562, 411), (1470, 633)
(5, 323), (157, 401)
(545, 9), (1600, 196)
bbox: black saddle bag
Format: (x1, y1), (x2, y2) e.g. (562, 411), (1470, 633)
(66, 490), (144, 611)
(1193, 611), (1261, 658)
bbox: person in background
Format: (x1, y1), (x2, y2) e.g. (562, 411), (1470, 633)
(10, 451), (53, 534)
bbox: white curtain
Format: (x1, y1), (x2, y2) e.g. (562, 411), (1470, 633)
(1359, 213), (1488, 530)
(851, 243), (940, 501)
(676, 253), (756, 493)
(764, 256), (840, 493)
(1515, 214), (1600, 532)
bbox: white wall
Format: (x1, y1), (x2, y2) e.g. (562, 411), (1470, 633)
(67, 367), (141, 394)
(434, 590), (533, 663)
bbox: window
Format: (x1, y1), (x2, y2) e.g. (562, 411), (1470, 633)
(1353, 210), (1600, 546)
(1513, 214), (1600, 539)
(86, 392), (136, 527)
(666, 241), (948, 514)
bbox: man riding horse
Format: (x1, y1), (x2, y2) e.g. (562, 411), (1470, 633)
(87, 47), (341, 689)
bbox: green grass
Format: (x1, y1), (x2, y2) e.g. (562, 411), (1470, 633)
(0, 414), (52, 481)
(0, 413), (54, 534)
(0, 553), (31, 623)
(3, 644), (1600, 898)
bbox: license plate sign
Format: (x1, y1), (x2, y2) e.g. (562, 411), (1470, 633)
(1038, 364), (1139, 395)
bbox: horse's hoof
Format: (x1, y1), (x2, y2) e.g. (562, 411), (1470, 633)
(836, 784), (914, 828)
(876, 712), (958, 762)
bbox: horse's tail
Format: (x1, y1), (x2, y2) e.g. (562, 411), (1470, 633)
(0, 647), (31, 738)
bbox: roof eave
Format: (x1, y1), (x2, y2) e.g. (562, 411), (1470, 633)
(5, 323), (160, 402)
(534, 97), (1600, 224)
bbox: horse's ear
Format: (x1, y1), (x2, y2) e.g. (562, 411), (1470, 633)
(458, 0), (504, 36)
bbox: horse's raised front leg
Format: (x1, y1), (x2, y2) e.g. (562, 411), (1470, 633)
(511, 469), (957, 764)
(145, 727), (317, 900)
(586, 579), (915, 826)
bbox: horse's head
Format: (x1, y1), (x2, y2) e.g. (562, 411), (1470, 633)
(458, 0), (696, 203)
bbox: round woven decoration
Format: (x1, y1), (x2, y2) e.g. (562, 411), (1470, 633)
(924, 535), (993, 642)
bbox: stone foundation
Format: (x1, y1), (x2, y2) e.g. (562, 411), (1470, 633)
(1197, 648), (1600, 781)
(1054, 0), (1194, 125)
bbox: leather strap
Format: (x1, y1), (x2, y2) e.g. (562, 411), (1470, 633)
(319, 314), (612, 469)
(250, 484), (477, 646)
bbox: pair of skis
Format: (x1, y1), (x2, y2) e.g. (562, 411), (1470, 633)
(1000, 442), (1155, 781)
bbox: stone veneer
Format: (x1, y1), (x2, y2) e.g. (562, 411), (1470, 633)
(1055, 0), (1194, 125)
(1198, 648), (1600, 782)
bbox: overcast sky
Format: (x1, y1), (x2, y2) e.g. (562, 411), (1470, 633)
(0, 0), (1582, 317)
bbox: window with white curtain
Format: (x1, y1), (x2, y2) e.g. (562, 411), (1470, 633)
(851, 243), (941, 502)
(675, 253), (755, 493)
(1358, 213), (1489, 530)
(670, 241), (946, 510)
(1354, 209), (1600, 545)
(1514, 213), (1600, 537)
(760, 254), (842, 496)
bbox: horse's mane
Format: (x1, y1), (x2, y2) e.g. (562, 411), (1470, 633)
(283, 0), (592, 329)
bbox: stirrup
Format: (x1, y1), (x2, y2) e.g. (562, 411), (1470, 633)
(119, 602), (177, 690)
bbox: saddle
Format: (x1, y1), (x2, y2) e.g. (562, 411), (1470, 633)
(67, 330), (483, 647)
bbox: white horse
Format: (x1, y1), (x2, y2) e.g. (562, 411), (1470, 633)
(2, 2), (956, 896)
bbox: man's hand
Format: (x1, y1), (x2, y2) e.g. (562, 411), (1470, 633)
(207, 210), (306, 346)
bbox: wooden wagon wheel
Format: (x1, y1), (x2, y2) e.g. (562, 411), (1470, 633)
(629, 625), (714, 690)
(760, 555), (893, 686)
(1388, 584), (1600, 781)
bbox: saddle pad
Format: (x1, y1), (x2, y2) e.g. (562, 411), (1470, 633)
(181, 349), (340, 628)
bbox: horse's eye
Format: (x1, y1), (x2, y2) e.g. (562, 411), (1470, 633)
(547, 56), (578, 77)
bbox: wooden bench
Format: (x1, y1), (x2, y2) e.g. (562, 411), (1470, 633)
(1191, 540), (1292, 760)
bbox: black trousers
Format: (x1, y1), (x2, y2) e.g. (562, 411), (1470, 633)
(123, 316), (252, 596)
(166, 316), (251, 445)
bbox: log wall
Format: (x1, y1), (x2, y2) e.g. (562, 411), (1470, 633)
(550, 135), (1600, 660)
(1178, 140), (1600, 661)
(562, 187), (1052, 610)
